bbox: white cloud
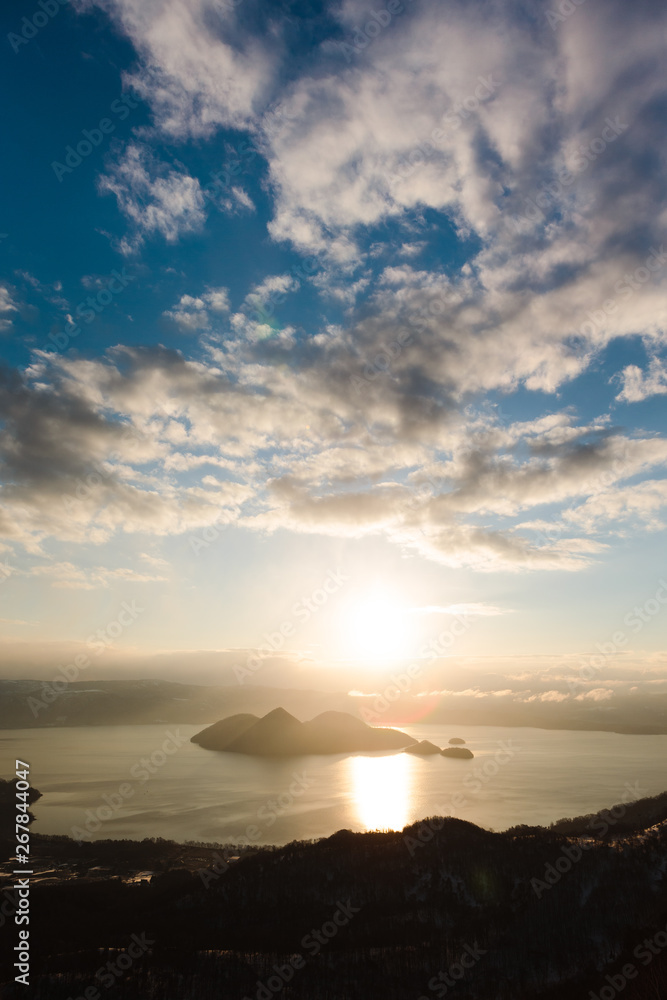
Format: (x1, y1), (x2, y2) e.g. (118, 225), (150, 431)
(77, 0), (667, 403)
(6, 341), (664, 572)
(139, 552), (170, 567)
(78, 0), (278, 139)
(6, 0), (667, 577)
(574, 687), (614, 702)
(615, 355), (667, 403)
(230, 186), (254, 212)
(252, 0), (667, 398)
(397, 242), (427, 259)
(243, 273), (300, 307)
(99, 143), (206, 251)
(29, 560), (169, 589)
(0, 284), (19, 332)
(565, 479), (667, 533)
(163, 287), (230, 331)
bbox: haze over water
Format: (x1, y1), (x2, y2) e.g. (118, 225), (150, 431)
(4, 724), (666, 846)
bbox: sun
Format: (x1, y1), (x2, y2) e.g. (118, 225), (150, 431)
(341, 589), (411, 664)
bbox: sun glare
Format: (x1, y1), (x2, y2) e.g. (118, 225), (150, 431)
(341, 590), (411, 663)
(348, 753), (413, 832)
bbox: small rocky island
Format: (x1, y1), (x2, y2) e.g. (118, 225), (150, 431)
(441, 746), (474, 758)
(448, 737), (466, 744)
(191, 707), (418, 756)
(406, 740), (475, 759)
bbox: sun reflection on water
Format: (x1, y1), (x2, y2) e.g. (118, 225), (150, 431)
(348, 753), (413, 832)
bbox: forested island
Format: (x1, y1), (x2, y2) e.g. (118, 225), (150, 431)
(191, 708), (476, 758)
(191, 707), (417, 755)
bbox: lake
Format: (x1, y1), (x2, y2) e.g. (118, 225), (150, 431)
(2, 723), (666, 845)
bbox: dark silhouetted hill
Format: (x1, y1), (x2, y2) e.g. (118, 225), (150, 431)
(2, 787), (666, 999)
(192, 708), (417, 755)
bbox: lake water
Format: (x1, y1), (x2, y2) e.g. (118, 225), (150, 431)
(2, 724), (666, 845)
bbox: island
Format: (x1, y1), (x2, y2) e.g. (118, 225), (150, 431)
(191, 707), (418, 755)
(406, 740), (442, 755)
(448, 737), (466, 744)
(441, 746), (474, 758)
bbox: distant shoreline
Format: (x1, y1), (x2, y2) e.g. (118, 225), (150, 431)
(2, 721), (667, 736)
(2, 677), (666, 736)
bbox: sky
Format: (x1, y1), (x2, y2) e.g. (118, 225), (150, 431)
(0, 0), (666, 705)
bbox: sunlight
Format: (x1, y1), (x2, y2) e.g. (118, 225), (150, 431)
(341, 590), (411, 663)
(348, 753), (413, 832)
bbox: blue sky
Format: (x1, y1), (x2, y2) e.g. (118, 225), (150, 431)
(1, 0), (666, 703)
